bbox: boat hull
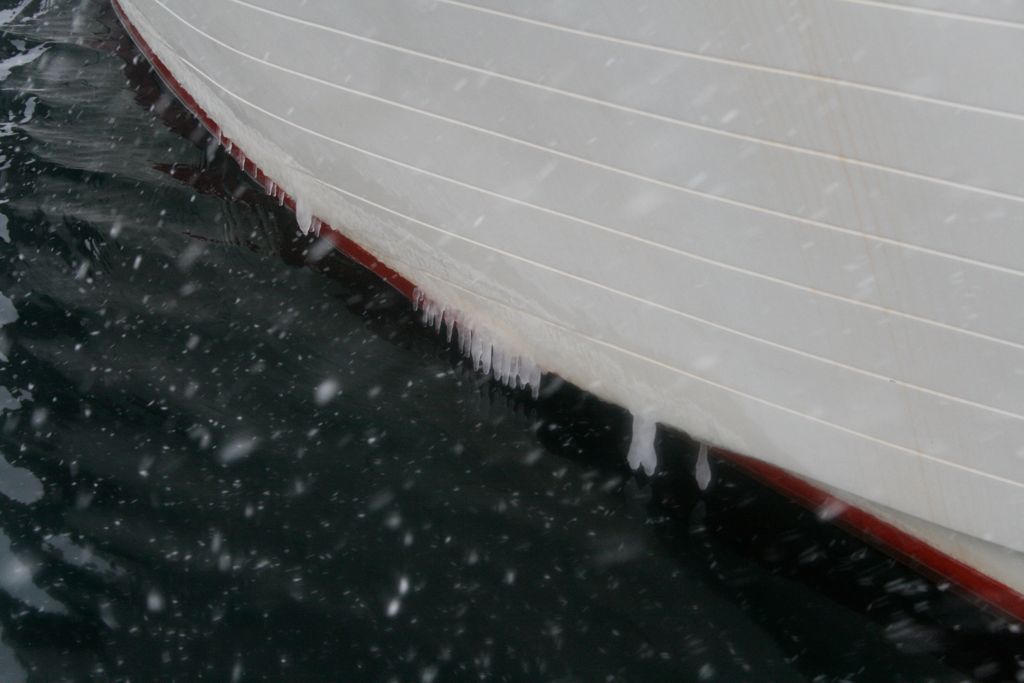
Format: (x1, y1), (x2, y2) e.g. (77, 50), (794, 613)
(114, 0), (1024, 617)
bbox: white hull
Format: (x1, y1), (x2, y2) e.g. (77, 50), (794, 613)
(116, 0), (1024, 606)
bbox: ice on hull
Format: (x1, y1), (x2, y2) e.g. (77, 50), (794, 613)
(414, 288), (543, 398)
(627, 414), (658, 476)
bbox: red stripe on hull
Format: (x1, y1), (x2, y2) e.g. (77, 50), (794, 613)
(716, 449), (1024, 621)
(112, 0), (416, 301)
(111, 0), (1024, 623)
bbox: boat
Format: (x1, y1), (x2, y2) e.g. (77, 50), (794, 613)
(112, 0), (1024, 619)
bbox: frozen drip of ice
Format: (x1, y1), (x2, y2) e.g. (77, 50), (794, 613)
(413, 288), (543, 398)
(627, 413), (657, 476)
(695, 442), (711, 491)
(295, 197), (314, 234)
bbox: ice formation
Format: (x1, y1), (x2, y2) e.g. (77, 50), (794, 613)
(262, 176), (277, 199)
(412, 288), (543, 398)
(294, 197), (314, 235)
(695, 441), (711, 491)
(626, 413), (657, 476)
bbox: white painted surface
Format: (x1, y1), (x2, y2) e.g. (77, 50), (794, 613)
(119, 0), (1024, 589)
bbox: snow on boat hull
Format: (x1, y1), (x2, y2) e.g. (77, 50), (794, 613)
(114, 0), (1024, 616)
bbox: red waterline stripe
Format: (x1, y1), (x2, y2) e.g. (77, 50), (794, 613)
(716, 448), (1024, 621)
(112, 0), (1024, 623)
(111, 0), (415, 300)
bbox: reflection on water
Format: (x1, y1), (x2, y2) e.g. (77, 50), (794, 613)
(0, 1), (1021, 680)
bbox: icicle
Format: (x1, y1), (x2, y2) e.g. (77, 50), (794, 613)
(490, 347), (503, 382)
(310, 216), (323, 236)
(470, 332), (484, 371)
(695, 442), (711, 491)
(411, 290), (544, 397)
(445, 312), (456, 343)
(528, 364), (541, 399)
(480, 337), (493, 375)
(421, 298), (440, 328)
(627, 413), (658, 476)
(491, 348), (501, 383)
(497, 349), (509, 385)
(295, 197), (313, 234)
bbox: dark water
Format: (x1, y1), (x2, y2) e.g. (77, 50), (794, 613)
(0, 1), (1021, 681)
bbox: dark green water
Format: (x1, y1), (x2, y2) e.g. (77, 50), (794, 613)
(0, 1), (1021, 680)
